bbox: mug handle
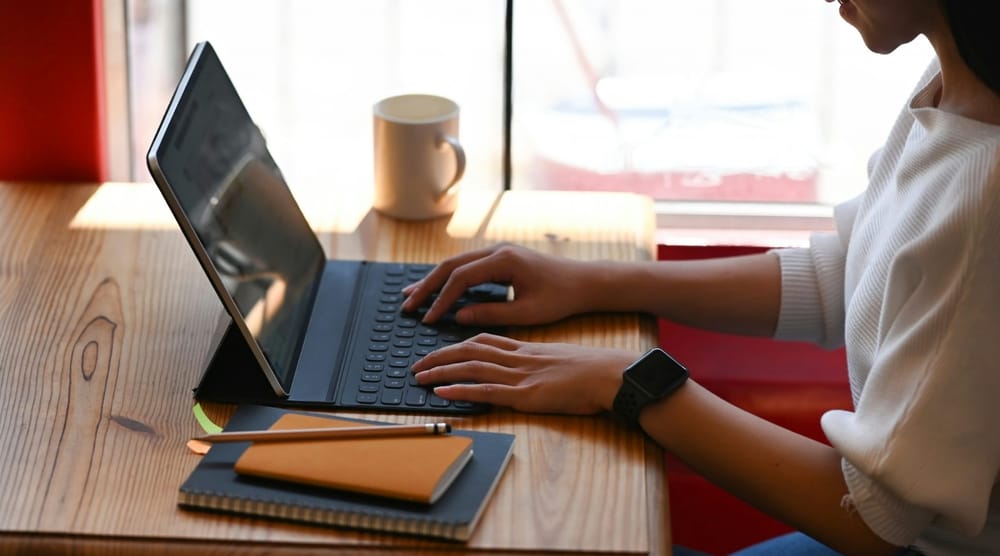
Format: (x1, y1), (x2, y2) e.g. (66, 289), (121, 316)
(435, 134), (465, 199)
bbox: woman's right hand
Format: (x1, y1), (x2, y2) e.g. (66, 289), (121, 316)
(401, 243), (596, 327)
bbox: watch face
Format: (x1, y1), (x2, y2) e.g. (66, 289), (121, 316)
(626, 348), (688, 397)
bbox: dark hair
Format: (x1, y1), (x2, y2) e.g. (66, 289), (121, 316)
(940, 1), (1000, 96)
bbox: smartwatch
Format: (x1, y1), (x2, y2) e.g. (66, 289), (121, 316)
(612, 347), (689, 427)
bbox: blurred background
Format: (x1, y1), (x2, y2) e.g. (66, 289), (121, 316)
(127, 0), (933, 242)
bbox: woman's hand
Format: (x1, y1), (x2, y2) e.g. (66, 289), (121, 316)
(401, 243), (598, 327)
(411, 333), (637, 415)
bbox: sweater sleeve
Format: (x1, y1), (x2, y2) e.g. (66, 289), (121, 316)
(771, 195), (860, 349)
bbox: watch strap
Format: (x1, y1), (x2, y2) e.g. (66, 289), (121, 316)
(612, 379), (647, 426)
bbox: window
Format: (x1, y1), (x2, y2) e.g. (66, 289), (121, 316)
(127, 0), (506, 205)
(126, 0), (934, 243)
(509, 1), (932, 243)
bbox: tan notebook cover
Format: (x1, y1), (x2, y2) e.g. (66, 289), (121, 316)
(233, 413), (473, 504)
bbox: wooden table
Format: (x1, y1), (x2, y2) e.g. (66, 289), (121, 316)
(0, 182), (667, 554)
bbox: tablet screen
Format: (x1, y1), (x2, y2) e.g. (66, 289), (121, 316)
(148, 42), (324, 393)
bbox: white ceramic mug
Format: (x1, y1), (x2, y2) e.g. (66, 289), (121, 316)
(372, 94), (466, 220)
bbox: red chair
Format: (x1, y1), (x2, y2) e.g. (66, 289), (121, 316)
(658, 244), (852, 555)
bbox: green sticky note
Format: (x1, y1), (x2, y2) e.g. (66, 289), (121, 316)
(192, 403), (223, 434)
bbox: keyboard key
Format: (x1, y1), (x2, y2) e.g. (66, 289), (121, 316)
(380, 390), (402, 405)
(386, 368), (407, 378)
(365, 353), (386, 362)
(389, 359), (409, 368)
(359, 383), (379, 393)
(361, 373), (382, 382)
(393, 339), (413, 348)
(384, 378), (405, 389)
(363, 363), (384, 372)
(371, 333), (390, 342)
(429, 393), (451, 407)
(373, 324), (393, 332)
(405, 388), (428, 406)
(390, 349), (411, 358)
(369, 343), (388, 352)
(357, 393), (378, 404)
(395, 329), (415, 338)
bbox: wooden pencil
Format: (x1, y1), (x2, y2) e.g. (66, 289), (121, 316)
(192, 422), (452, 443)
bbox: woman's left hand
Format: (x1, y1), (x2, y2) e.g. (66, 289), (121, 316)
(411, 333), (637, 415)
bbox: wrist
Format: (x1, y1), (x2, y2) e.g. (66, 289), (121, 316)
(597, 363), (626, 413)
(578, 261), (632, 313)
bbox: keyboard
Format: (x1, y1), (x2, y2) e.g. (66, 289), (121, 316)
(340, 263), (507, 412)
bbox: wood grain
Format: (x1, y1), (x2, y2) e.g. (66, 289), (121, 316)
(0, 182), (666, 554)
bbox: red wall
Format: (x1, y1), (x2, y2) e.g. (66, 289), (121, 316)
(0, 0), (107, 181)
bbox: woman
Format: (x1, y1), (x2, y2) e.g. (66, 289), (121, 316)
(403, 0), (1000, 553)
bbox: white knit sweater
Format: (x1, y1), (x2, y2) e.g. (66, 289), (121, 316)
(773, 59), (1000, 554)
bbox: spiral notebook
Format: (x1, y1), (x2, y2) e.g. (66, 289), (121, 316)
(178, 405), (515, 541)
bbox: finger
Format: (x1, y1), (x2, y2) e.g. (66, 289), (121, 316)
(400, 246), (498, 310)
(432, 382), (522, 408)
(414, 360), (524, 388)
(454, 299), (533, 326)
(421, 258), (514, 323)
(465, 332), (523, 350)
(411, 336), (516, 373)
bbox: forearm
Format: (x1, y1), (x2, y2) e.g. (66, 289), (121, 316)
(637, 380), (898, 555)
(580, 253), (783, 337)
